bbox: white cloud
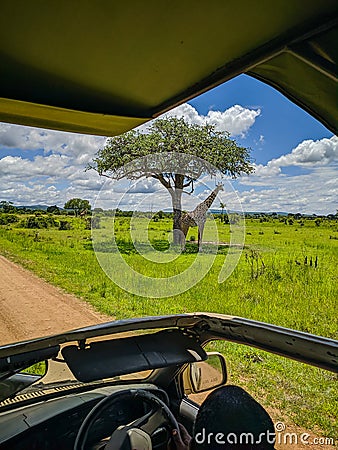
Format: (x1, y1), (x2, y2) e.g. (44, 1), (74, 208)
(237, 167), (338, 214)
(0, 123), (107, 205)
(136, 103), (260, 137)
(161, 103), (260, 137)
(70, 177), (105, 192)
(251, 162), (282, 178)
(266, 135), (338, 169)
(0, 123), (106, 163)
(234, 135), (338, 214)
(0, 154), (71, 179)
(242, 135), (337, 185)
(206, 106), (260, 137)
(0, 183), (64, 205)
(127, 178), (159, 194)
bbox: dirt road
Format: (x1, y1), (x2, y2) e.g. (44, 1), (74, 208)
(0, 255), (111, 346)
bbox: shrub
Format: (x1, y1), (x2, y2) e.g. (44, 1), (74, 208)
(0, 214), (18, 225)
(21, 216), (58, 229)
(59, 220), (72, 230)
(46, 205), (60, 214)
(85, 217), (101, 230)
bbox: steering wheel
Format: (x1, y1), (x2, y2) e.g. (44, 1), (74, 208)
(74, 389), (180, 450)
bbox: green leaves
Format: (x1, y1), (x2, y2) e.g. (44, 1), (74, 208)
(89, 117), (254, 184)
(64, 198), (91, 216)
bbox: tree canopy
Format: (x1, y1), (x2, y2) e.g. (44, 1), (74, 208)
(0, 201), (16, 213)
(90, 117), (253, 182)
(64, 198), (91, 217)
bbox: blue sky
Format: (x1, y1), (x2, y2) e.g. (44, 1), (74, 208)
(0, 74), (337, 214)
(191, 74), (333, 164)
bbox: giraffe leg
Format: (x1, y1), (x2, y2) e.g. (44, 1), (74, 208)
(182, 227), (189, 251)
(198, 223), (205, 252)
(180, 231), (185, 251)
(179, 225), (187, 251)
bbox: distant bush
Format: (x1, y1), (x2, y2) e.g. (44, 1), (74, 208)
(152, 210), (165, 221)
(46, 205), (60, 214)
(59, 220), (72, 230)
(21, 216), (58, 229)
(229, 213), (240, 224)
(85, 217), (101, 230)
(0, 214), (18, 225)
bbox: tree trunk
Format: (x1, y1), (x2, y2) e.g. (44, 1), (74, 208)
(171, 189), (183, 245)
(154, 173), (185, 246)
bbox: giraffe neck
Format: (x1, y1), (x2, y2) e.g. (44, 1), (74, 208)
(203, 186), (221, 209)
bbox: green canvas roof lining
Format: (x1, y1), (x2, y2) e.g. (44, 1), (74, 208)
(0, 98), (149, 136)
(249, 24), (338, 133)
(0, 0), (337, 136)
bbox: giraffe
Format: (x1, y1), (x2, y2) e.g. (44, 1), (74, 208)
(79, 209), (88, 218)
(180, 183), (224, 251)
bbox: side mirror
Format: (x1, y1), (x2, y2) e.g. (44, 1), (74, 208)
(0, 361), (48, 402)
(20, 361), (48, 377)
(184, 352), (227, 394)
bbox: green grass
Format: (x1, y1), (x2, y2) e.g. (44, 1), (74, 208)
(0, 213), (337, 438)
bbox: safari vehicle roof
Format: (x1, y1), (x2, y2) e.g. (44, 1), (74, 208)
(0, 1), (337, 137)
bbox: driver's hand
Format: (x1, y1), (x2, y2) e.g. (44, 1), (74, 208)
(169, 423), (192, 450)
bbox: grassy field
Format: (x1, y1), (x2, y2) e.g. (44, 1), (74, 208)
(0, 212), (337, 438)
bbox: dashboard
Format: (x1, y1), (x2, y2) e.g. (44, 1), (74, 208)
(0, 384), (169, 450)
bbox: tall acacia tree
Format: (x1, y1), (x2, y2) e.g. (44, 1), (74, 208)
(89, 117), (254, 242)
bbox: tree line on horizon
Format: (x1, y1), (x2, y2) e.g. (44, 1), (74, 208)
(1, 200), (337, 220)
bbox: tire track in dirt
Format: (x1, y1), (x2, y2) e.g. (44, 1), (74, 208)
(0, 255), (112, 346)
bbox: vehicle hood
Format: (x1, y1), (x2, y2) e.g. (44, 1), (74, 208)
(0, 1), (337, 136)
